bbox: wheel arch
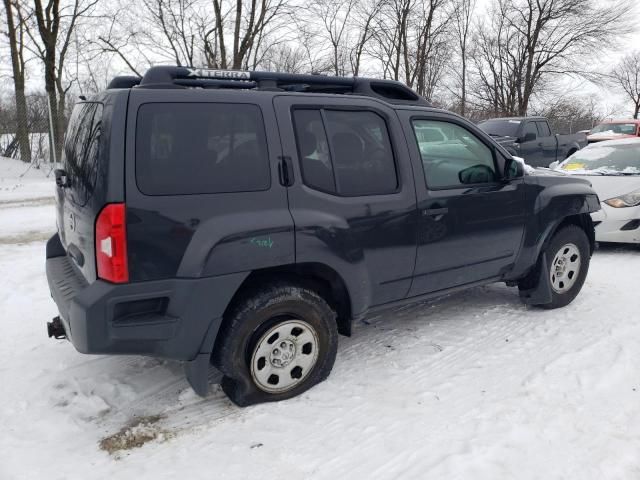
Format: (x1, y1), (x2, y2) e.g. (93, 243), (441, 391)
(222, 262), (355, 337)
(544, 213), (595, 255)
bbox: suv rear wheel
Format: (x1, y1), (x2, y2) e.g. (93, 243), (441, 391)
(212, 282), (338, 406)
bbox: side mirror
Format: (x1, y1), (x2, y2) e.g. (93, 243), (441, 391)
(521, 132), (536, 143)
(505, 157), (525, 179)
(459, 164), (496, 184)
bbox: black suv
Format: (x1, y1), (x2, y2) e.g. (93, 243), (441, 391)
(46, 67), (600, 406)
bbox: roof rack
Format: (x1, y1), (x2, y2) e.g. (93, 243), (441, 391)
(107, 66), (430, 106)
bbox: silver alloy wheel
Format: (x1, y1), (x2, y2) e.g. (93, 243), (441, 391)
(550, 243), (581, 294)
(250, 319), (319, 394)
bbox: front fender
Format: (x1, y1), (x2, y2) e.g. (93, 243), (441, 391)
(510, 179), (600, 279)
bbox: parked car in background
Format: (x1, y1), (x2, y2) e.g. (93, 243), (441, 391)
(552, 138), (640, 244)
(478, 116), (587, 168)
(587, 119), (640, 144)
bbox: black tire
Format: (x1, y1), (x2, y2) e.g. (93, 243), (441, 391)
(520, 225), (590, 309)
(212, 282), (338, 407)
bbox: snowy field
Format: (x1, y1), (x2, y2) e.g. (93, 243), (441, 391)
(1, 158), (640, 479)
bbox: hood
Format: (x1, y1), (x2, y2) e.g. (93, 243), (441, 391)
(567, 175), (640, 200)
(587, 133), (635, 143)
(527, 167), (570, 177)
(490, 135), (517, 145)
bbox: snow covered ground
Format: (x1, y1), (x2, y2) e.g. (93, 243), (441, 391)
(0, 156), (56, 203)
(1, 159), (640, 479)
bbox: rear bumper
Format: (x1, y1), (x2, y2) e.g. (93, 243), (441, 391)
(45, 233), (248, 361)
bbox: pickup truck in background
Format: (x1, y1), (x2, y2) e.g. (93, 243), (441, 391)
(478, 116), (588, 168)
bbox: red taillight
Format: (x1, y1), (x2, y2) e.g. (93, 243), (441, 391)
(95, 203), (129, 283)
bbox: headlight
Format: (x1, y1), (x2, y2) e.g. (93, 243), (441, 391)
(604, 189), (640, 208)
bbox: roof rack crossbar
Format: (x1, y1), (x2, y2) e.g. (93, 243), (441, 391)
(132, 66), (430, 106)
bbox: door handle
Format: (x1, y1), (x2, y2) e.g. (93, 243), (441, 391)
(278, 156), (294, 187)
(423, 207), (448, 216)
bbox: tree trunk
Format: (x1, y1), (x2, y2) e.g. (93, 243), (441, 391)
(3, 0), (31, 162)
(460, 43), (466, 117)
(14, 85), (30, 162)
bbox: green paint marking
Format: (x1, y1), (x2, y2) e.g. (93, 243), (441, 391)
(250, 237), (274, 248)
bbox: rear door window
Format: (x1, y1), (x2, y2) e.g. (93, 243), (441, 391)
(292, 109), (398, 196)
(136, 103), (270, 195)
(62, 102), (103, 206)
(293, 109), (335, 192)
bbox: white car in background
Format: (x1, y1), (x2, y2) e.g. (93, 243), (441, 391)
(553, 138), (640, 244)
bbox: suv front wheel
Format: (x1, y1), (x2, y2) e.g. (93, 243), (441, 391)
(520, 225), (590, 309)
(212, 282), (338, 406)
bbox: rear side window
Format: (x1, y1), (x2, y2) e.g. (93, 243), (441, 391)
(293, 110), (335, 192)
(536, 121), (551, 137)
(293, 109), (397, 196)
(62, 102), (103, 206)
(522, 122), (538, 139)
(136, 103), (270, 195)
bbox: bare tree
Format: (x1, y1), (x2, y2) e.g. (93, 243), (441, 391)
(411, 0), (450, 98)
(531, 94), (605, 133)
(472, 0), (635, 117)
(140, 0), (201, 66)
(349, 0), (380, 76)
(93, 4), (156, 78)
(611, 51), (640, 119)
(451, 0), (475, 116)
(307, 0), (357, 76)
(368, 0), (451, 97)
(259, 42), (307, 73)
(26, 0), (98, 162)
(471, 3), (520, 115)
(368, 0), (410, 82)
(208, 0), (288, 69)
(2, 0), (31, 161)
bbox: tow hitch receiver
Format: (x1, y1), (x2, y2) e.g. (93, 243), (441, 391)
(47, 316), (67, 339)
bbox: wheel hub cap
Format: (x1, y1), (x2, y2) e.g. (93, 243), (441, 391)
(250, 319), (319, 394)
(550, 243), (581, 294)
(270, 339), (296, 368)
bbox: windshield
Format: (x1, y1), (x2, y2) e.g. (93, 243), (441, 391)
(558, 142), (640, 175)
(590, 123), (638, 135)
(478, 119), (520, 137)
